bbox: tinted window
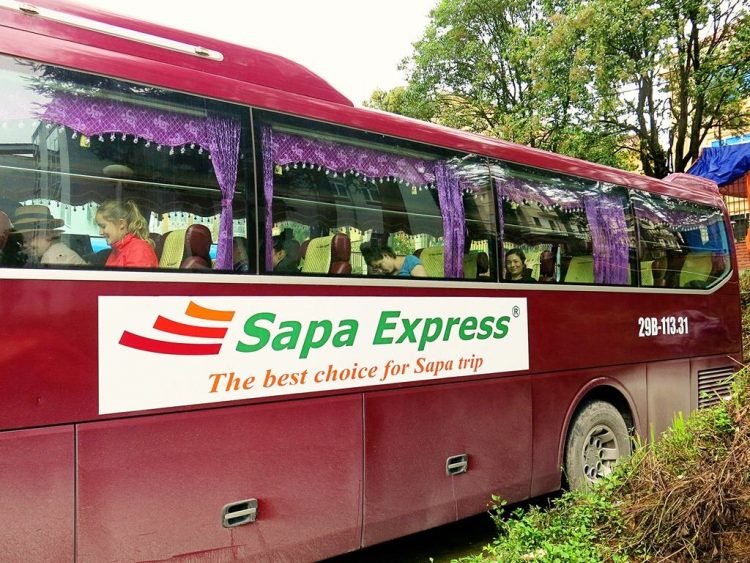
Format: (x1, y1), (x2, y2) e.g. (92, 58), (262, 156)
(633, 192), (730, 289)
(0, 56), (250, 272)
(257, 116), (497, 280)
(493, 161), (635, 285)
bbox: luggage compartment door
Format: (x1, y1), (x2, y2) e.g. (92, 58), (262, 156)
(0, 426), (74, 562)
(77, 396), (362, 562)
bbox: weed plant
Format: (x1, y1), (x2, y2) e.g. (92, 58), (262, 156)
(460, 368), (750, 562)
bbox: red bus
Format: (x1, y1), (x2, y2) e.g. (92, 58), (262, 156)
(0, 1), (740, 561)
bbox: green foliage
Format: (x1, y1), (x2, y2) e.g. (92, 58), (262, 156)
(363, 86), (436, 121)
(457, 369), (750, 561)
(465, 492), (628, 562)
(371, 0), (750, 177)
(741, 270), (750, 360)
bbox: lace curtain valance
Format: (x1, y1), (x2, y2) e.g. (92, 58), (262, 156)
(633, 197), (724, 232)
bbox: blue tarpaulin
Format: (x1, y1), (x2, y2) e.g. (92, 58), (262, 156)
(688, 143), (750, 186)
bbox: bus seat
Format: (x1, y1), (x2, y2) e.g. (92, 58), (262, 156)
(539, 251), (556, 282)
(61, 233), (93, 257)
(679, 252), (713, 287)
(667, 252), (686, 273)
(159, 230), (186, 268)
(301, 236), (332, 273)
(463, 252), (477, 279)
(181, 224), (212, 269)
(150, 232), (164, 259)
(419, 246), (444, 277)
(710, 253), (728, 279)
(476, 251), (490, 278)
(525, 251), (541, 281)
(640, 260), (654, 286)
(330, 233), (351, 274)
(564, 255), (594, 284)
(0, 210), (10, 250)
(301, 233), (351, 274)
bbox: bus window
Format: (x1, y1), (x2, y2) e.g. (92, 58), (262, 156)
(632, 192), (730, 289)
(0, 55), (251, 272)
(257, 116), (496, 280)
(492, 161), (635, 285)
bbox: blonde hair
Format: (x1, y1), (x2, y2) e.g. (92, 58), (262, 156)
(97, 200), (153, 247)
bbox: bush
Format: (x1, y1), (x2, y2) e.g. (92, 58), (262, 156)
(603, 368), (750, 560)
(462, 368), (750, 562)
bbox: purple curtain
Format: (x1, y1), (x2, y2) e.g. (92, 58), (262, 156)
(435, 162), (465, 277)
(495, 171), (632, 285)
(262, 126), (470, 277)
(39, 93), (241, 269)
(495, 178), (505, 267)
(205, 113), (240, 270)
(584, 193), (630, 285)
(262, 126), (275, 272)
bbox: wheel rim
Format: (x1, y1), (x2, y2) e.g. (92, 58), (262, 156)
(581, 424), (621, 483)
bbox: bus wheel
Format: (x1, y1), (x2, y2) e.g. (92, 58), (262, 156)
(564, 400), (631, 490)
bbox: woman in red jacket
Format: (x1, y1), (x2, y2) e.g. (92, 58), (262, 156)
(96, 200), (158, 268)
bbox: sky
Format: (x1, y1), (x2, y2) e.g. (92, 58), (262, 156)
(72, 0), (438, 106)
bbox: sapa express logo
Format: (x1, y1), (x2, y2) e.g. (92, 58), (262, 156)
(119, 301), (514, 359)
(119, 301), (235, 355)
(100, 296), (529, 415)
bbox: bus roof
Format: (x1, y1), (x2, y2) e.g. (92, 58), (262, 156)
(0, 0), (353, 106)
(0, 0), (723, 208)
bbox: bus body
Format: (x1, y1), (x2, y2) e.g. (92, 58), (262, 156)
(0, 1), (740, 561)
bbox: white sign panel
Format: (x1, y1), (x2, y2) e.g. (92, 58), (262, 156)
(98, 296), (529, 414)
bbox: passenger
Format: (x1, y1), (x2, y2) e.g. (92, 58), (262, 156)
(1, 210), (27, 267)
(95, 200), (158, 268)
(360, 240), (427, 277)
(272, 233), (300, 274)
(233, 237), (249, 272)
(14, 204), (85, 266)
(476, 251), (491, 278)
(505, 248), (536, 282)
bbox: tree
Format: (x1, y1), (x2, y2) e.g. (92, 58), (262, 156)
(367, 0), (750, 177)
(565, 0), (750, 176)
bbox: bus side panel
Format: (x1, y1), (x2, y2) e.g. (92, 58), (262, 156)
(363, 377), (532, 547)
(0, 426), (74, 562)
(76, 396), (362, 562)
(647, 360), (691, 438)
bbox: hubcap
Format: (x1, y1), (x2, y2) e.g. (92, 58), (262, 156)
(581, 424), (620, 483)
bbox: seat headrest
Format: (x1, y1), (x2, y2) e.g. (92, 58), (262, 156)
(159, 230), (186, 268)
(185, 224), (212, 261)
(331, 233), (351, 261)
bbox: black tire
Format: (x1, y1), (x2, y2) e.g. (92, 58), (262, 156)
(563, 400), (632, 490)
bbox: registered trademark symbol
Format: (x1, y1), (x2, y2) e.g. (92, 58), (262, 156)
(512, 306), (520, 318)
